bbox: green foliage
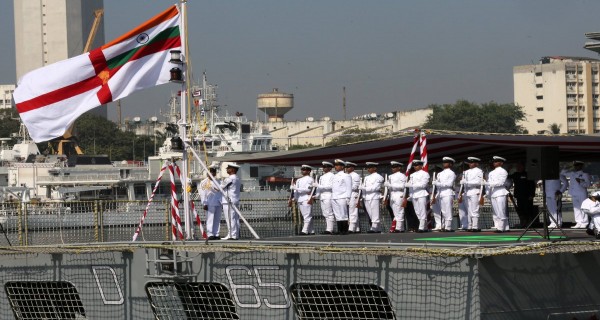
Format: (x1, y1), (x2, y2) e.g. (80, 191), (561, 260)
(0, 109), (21, 142)
(289, 144), (318, 150)
(74, 114), (164, 161)
(548, 123), (561, 134)
(326, 128), (385, 146)
(422, 100), (526, 134)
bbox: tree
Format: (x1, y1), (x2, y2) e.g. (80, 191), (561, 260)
(0, 109), (21, 141)
(289, 143), (318, 150)
(422, 100), (526, 134)
(326, 128), (385, 146)
(548, 123), (561, 134)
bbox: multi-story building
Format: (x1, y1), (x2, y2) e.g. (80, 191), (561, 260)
(13, 0), (106, 118)
(0, 85), (16, 110)
(514, 56), (600, 135)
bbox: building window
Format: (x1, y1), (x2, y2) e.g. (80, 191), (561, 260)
(536, 107), (544, 111)
(537, 130), (546, 134)
(536, 83), (543, 88)
(568, 118), (577, 123)
(536, 95), (543, 100)
(537, 119), (544, 123)
(535, 72), (542, 76)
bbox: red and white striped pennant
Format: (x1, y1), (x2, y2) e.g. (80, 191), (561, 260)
(132, 161), (168, 241)
(168, 163), (184, 240)
(405, 129), (420, 176)
(420, 131), (428, 172)
(172, 162), (207, 239)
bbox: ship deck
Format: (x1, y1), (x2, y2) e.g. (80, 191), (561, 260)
(264, 227), (592, 249)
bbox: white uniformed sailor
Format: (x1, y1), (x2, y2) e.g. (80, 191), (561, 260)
(386, 161), (407, 232)
(566, 161), (591, 228)
(314, 161), (335, 234)
(331, 159), (352, 234)
(460, 157), (483, 231)
(359, 162), (384, 233)
(220, 163), (241, 240)
(291, 165), (315, 235)
(486, 156), (509, 232)
(432, 157), (456, 231)
(345, 161), (362, 233)
(543, 170), (569, 228)
(406, 160), (430, 232)
(199, 165), (222, 240)
(582, 191), (600, 238)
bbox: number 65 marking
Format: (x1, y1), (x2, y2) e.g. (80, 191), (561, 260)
(225, 265), (291, 309)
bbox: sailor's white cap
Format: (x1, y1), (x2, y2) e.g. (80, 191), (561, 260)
(390, 161), (404, 167)
(442, 157), (455, 163)
(226, 163), (240, 169)
(492, 156), (506, 162)
(467, 157), (481, 163)
(322, 161), (334, 167)
(345, 161), (357, 167)
(574, 160), (584, 166)
(334, 159), (346, 166)
(301, 164), (313, 170)
(365, 162), (379, 167)
(412, 159), (424, 166)
(592, 191), (600, 197)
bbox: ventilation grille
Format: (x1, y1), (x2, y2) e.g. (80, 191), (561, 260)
(5, 281), (86, 320)
(290, 283), (395, 320)
(146, 282), (239, 320)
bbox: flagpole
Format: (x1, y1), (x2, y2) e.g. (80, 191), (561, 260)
(179, 0), (192, 239)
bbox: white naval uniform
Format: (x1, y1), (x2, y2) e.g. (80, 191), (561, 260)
(433, 168), (456, 230)
(348, 171), (361, 232)
(487, 166), (509, 231)
(331, 171), (352, 222)
(582, 198), (600, 234)
(455, 172), (468, 230)
(386, 172), (407, 231)
(461, 167), (483, 229)
(293, 175), (315, 234)
(221, 173), (241, 239)
(361, 172), (384, 232)
(567, 170), (591, 227)
(199, 177), (222, 237)
(407, 170), (430, 231)
(316, 172), (335, 232)
(544, 174), (568, 227)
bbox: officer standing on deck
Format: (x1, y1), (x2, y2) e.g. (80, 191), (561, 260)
(360, 162), (384, 233)
(220, 163), (241, 240)
(433, 157), (456, 232)
(486, 156), (509, 232)
(386, 161), (407, 233)
(509, 161), (537, 228)
(345, 162), (362, 233)
(199, 165), (222, 240)
(544, 170), (569, 228)
(290, 165), (315, 235)
(314, 161), (335, 234)
(567, 161), (591, 228)
(460, 157), (484, 232)
(331, 159), (352, 234)
(406, 160), (430, 232)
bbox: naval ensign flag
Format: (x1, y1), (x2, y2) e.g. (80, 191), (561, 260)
(13, 5), (182, 142)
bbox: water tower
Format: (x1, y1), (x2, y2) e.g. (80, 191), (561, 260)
(257, 88), (293, 122)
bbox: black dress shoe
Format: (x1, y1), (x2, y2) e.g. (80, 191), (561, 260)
(586, 228), (595, 236)
(207, 236), (220, 240)
(416, 229), (425, 233)
(472, 229), (481, 232)
(367, 230), (381, 233)
(493, 230), (504, 233)
(300, 232), (309, 236)
(321, 231), (333, 235)
(389, 230), (400, 233)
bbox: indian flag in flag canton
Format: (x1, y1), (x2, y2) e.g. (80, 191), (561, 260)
(13, 5), (182, 143)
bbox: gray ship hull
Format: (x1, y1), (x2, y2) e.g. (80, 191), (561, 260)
(1, 238), (599, 320)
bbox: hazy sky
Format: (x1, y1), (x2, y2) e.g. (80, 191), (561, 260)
(1, 0), (600, 123)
